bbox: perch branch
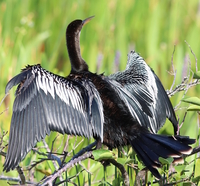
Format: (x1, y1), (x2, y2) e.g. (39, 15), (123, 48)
(40, 151), (93, 186)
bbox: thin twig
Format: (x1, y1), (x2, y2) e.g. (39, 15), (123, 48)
(63, 135), (70, 152)
(79, 162), (92, 174)
(55, 169), (85, 186)
(16, 166), (26, 184)
(28, 149), (62, 170)
(107, 159), (130, 186)
(43, 140), (62, 167)
(167, 78), (200, 98)
(169, 45), (177, 92)
(67, 138), (84, 157)
(39, 142), (97, 185)
(185, 40), (198, 72)
(0, 175), (36, 185)
(177, 112), (187, 135)
(0, 93), (9, 107)
(40, 151), (93, 186)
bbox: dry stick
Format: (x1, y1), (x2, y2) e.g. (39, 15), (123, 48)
(168, 78), (200, 98)
(107, 159), (129, 186)
(176, 111), (187, 135)
(40, 151), (93, 186)
(0, 131), (8, 152)
(185, 40), (198, 72)
(40, 141), (130, 186)
(63, 135), (70, 152)
(169, 45), (177, 92)
(67, 138), (84, 157)
(79, 162), (92, 175)
(42, 139), (61, 169)
(0, 93), (9, 107)
(0, 176), (36, 185)
(29, 149), (62, 170)
(39, 142), (97, 185)
(16, 166), (26, 184)
(55, 169), (85, 186)
(0, 93), (9, 115)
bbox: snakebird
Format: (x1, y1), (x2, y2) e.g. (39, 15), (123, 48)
(4, 16), (195, 178)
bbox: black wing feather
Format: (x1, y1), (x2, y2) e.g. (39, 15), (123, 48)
(109, 51), (178, 133)
(4, 65), (104, 171)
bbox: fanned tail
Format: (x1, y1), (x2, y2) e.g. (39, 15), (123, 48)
(129, 132), (195, 178)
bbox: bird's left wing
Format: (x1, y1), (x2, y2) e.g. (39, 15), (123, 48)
(109, 51), (177, 133)
(4, 65), (104, 171)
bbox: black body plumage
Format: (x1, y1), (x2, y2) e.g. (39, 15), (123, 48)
(4, 17), (195, 178)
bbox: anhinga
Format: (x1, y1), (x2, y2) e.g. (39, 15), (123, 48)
(4, 16), (195, 178)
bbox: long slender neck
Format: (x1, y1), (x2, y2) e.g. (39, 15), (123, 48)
(67, 31), (88, 72)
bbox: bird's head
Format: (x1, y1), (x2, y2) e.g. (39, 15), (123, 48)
(67, 16), (94, 37)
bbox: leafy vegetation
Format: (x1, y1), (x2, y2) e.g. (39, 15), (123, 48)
(0, 0), (200, 185)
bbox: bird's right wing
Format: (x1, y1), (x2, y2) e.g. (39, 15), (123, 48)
(4, 64), (104, 171)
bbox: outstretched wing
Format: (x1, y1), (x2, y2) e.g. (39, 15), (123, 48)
(4, 64), (104, 171)
(109, 51), (177, 133)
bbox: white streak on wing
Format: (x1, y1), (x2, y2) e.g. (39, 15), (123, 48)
(47, 74), (55, 99)
(95, 90), (104, 141)
(63, 85), (69, 105)
(41, 74), (48, 95)
(55, 82), (62, 100)
(75, 89), (82, 112)
(44, 74), (50, 96)
(145, 65), (158, 107)
(35, 70), (41, 92)
(59, 84), (66, 103)
(70, 88), (78, 110)
(74, 90), (82, 113)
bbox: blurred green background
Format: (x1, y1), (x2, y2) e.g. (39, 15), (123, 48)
(0, 0), (200, 185)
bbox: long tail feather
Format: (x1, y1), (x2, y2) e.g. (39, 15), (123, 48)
(129, 132), (195, 178)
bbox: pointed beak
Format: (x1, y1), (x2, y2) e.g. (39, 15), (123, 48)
(82, 16), (95, 26)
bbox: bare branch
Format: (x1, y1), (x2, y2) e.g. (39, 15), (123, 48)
(67, 138), (84, 157)
(176, 112), (187, 135)
(39, 142), (97, 185)
(0, 176), (36, 185)
(55, 169), (85, 186)
(28, 148), (62, 171)
(16, 166), (26, 184)
(63, 135), (70, 153)
(40, 151), (93, 186)
(185, 40), (198, 72)
(107, 159), (129, 186)
(167, 77), (200, 98)
(42, 139), (61, 168)
(0, 93), (9, 107)
(169, 45), (177, 92)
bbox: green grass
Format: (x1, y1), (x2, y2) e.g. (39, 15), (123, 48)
(0, 0), (200, 185)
